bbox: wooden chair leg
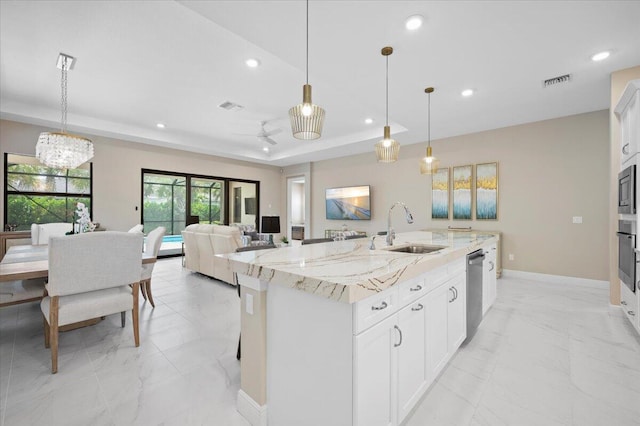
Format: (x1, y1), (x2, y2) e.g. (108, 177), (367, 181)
(49, 296), (59, 374)
(121, 312), (126, 328)
(145, 280), (155, 308)
(43, 316), (50, 348)
(140, 282), (148, 301)
(132, 282), (140, 347)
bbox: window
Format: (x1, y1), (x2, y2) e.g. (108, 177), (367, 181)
(4, 153), (92, 231)
(142, 173), (186, 236)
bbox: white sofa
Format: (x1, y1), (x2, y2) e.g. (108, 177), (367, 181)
(181, 224), (243, 285)
(31, 223), (73, 245)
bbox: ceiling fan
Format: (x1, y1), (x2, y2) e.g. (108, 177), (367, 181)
(237, 120), (282, 145)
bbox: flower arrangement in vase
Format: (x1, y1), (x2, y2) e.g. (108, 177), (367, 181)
(75, 202), (96, 233)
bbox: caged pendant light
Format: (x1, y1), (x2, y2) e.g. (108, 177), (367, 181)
(36, 53), (94, 169)
(420, 87), (439, 175)
(289, 0), (325, 140)
(375, 47), (400, 163)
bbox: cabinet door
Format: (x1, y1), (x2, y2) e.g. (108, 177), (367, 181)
(425, 282), (450, 380)
(448, 273), (467, 353)
(354, 314), (398, 426)
(396, 299), (428, 424)
(482, 249), (497, 315)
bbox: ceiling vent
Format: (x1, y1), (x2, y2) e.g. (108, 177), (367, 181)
(543, 74), (572, 88)
(218, 101), (244, 111)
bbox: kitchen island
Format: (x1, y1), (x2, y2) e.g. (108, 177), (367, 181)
(225, 230), (498, 426)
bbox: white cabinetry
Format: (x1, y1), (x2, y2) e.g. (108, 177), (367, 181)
(620, 280), (639, 334)
(353, 264), (467, 426)
(396, 299), (428, 423)
(616, 80), (640, 166)
(482, 243), (498, 316)
(425, 272), (466, 381)
(354, 314), (397, 426)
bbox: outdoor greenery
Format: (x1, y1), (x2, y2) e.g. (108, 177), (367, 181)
(6, 159), (91, 230)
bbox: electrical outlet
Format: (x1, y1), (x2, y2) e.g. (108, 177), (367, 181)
(246, 293), (254, 315)
(572, 216), (583, 224)
(508, 254), (515, 261)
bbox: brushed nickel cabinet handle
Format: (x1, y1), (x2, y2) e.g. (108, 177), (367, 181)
(629, 311), (636, 316)
(371, 301), (388, 311)
(394, 325), (403, 347)
(412, 303), (424, 311)
(622, 143), (630, 155)
(410, 284), (423, 292)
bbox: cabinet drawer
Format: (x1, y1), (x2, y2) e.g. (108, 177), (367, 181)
(353, 286), (399, 334)
(399, 276), (427, 306)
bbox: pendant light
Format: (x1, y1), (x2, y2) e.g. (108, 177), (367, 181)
(36, 53), (94, 169)
(420, 87), (439, 175)
(289, 0), (325, 140)
(375, 46), (400, 163)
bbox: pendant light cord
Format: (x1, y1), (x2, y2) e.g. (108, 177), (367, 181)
(306, 0), (309, 85)
(61, 56), (68, 133)
(385, 55), (389, 127)
(427, 91), (431, 148)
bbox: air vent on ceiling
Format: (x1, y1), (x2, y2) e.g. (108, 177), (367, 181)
(543, 74), (572, 88)
(218, 101), (244, 111)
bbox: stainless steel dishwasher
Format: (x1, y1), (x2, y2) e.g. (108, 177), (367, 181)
(465, 249), (485, 344)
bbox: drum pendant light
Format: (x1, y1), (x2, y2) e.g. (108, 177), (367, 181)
(375, 47), (400, 163)
(420, 87), (439, 175)
(289, 0), (325, 140)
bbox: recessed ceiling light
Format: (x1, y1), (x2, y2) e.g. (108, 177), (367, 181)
(246, 58), (261, 68)
(364, 118), (374, 124)
(263, 147), (270, 153)
(405, 15), (423, 30)
(156, 123), (166, 129)
(461, 89), (474, 97)
(591, 51), (610, 62)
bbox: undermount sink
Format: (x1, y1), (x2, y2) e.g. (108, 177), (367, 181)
(384, 244), (447, 254)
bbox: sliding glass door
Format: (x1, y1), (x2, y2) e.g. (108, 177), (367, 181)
(142, 173), (186, 236)
(190, 178), (224, 224)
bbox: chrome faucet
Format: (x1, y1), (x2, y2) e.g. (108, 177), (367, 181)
(386, 202), (414, 246)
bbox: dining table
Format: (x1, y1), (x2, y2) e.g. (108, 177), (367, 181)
(0, 244), (156, 308)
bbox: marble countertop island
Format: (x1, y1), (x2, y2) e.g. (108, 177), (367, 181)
(225, 230), (497, 303)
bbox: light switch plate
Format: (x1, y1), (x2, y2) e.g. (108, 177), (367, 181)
(246, 293), (254, 315)
(572, 216), (583, 224)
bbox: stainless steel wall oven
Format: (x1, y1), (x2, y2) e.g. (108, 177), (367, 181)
(617, 220), (636, 293)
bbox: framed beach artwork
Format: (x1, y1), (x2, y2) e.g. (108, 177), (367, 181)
(431, 167), (449, 219)
(476, 162), (498, 220)
(452, 165), (473, 220)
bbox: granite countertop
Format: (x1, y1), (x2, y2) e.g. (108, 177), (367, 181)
(223, 231), (498, 304)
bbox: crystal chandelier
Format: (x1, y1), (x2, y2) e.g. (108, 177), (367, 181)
(36, 53), (94, 169)
(289, 0), (325, 140)
(420, 87), (439, 175)
(375, 47), (400, 163)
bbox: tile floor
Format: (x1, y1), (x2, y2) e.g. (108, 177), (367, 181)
(1, 258), (639, 426)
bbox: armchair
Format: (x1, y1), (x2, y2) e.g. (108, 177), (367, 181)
(41, 231), (143, 373)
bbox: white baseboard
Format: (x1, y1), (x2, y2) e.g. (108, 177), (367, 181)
(501, 269), (608, 288)
(237, 390), (268, 426)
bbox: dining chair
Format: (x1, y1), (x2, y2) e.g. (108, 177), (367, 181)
(140, 226), (166, 308)
(234, 243), (276, 360)
(128, 224), (144, 234)
(41, 231), (143, 373)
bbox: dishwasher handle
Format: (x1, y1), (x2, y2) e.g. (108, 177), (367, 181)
(468, 254), (485, 266)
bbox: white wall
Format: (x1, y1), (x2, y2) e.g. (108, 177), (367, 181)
(0, 119), (283, 232)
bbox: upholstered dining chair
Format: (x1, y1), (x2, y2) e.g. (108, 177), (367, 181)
(41, 231), (143, 373)
(128, 224), (144, 234)
(140, 226), (166, 308)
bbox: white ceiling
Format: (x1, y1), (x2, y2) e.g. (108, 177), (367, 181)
(1, 1), (639, 167)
